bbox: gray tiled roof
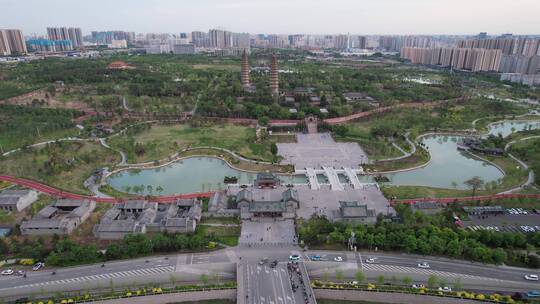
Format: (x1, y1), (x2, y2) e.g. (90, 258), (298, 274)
(249, 201), (286, 212)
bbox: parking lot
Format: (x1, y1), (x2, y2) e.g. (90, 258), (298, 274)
(463, 207), (540, 233)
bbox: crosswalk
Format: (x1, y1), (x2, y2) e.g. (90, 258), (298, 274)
(362, 263), (502, 282)
(11, 266), (175, 289)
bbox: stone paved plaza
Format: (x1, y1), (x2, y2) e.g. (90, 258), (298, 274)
(239, 219), (297, 246)
(277, 133), (368, 169)
(294, 184), (393, 220)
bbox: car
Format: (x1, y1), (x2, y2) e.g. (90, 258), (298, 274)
(525, 274), (539, 281)
(32, 262), (44, 271)
(527, 291), (540, 298)
(365, 258), (376, 263)
(418, 262), (430, 269)
(334, 256), (343, 262)
(412, 284), (425, 289)
(259, 258), (269, 265)
(438, 286), (452, 292)
(270, 260), (278, 268)
(14, 270), (25, 276)
(310, 255), (322, 261)
(1, 269), (14, 276)
(289, 254), (300, 261)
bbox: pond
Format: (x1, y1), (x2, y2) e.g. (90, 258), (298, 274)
(107, 157), (308, 195)
(364, 135), (504, 189)
(486, 120), (540, 138)
(107, 120), (538, 194)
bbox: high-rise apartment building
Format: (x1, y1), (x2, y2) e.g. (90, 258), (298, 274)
(0, 29), (27, 55)
(191, 31), (208, 47)
(232, 32), (250, 50)
(0, 30), (9, 55)
(47, 27), (82, 50)
(401, 47), (502, 72)
(209, 29), (226, 48)
(334, 35), (349, 50)
(68, 27), (83, 48)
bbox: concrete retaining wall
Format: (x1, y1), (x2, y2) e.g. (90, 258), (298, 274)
(94, 288), (236, 304)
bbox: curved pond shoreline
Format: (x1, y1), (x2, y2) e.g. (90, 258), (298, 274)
(106, 119), (540, 195)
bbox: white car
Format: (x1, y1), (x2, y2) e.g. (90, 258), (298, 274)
(365, 258), (376, 263)
(418, 262), (430, 269)
(289, 254), (300, 261)
(32, 262), (45, 271)
(334, 256), (343, 262)
(1, 269), (14, 276)
(438, 286), (452, 292)
(525, 274), (539, 281)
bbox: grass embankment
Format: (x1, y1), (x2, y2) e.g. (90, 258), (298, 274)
(365, 147), (430, 172)
(109, 123), (281, 164)
(0, 141), (119, 194)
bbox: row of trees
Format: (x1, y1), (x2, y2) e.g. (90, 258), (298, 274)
(298, 205), (540, 267)
(0, 230), (222, 267)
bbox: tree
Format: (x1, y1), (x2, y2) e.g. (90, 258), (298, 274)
(453, 278), (462, 291)
(376, 275), (385, 285)
(258, 116), (269, 126)
(464, 176), (484, 197)
(335, 269), (344, 281)
(270, 143), (278, 156)
(402, 276), (412, 286)
(427, 275), (438, 289)
(200, 273), (209, 284)
(355, 271), (366, 283)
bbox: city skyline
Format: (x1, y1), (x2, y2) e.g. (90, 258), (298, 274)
(1, 0), (540, 36)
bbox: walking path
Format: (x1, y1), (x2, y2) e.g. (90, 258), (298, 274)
(344, 167), (362, 189)
(306, 168), (320, 190)
(497, 135), (540, 194)
(322, 166), (344, 191)
(0, 175), (214, 203)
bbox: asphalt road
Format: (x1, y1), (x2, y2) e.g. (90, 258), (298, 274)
(1, 247), (539, 300)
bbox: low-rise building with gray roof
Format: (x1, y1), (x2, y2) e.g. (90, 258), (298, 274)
(20, 199), (96, 235)
(95, 199), (202, 239)
(0, 189), (38, 212)
(235, 187), (299, 220)
(335, 201), (377, 224)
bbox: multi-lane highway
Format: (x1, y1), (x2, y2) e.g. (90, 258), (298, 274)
(1, 246), (539, 302)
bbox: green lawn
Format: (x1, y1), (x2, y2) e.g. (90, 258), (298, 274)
(0, 141), (119, 194)
(109, 123), (277, 164)
(198, 225), (240, 247)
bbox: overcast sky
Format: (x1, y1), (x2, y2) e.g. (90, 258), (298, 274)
(1, 0), (539, 36)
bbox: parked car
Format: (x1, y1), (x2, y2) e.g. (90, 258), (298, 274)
(525, 274), (539, 281)
(1, 269), (14, 276)
(259, 258), (269, 265)
(32, 262), (44, 271)
(412, 284), (425, 289)
(334, 256), (343, 262)
(289, 254), (300, 261)
(15, 270), (26, 276)
(438, 286), (452, 292)
(418, 262), (430, 269)
(270, 260), (278, 268)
